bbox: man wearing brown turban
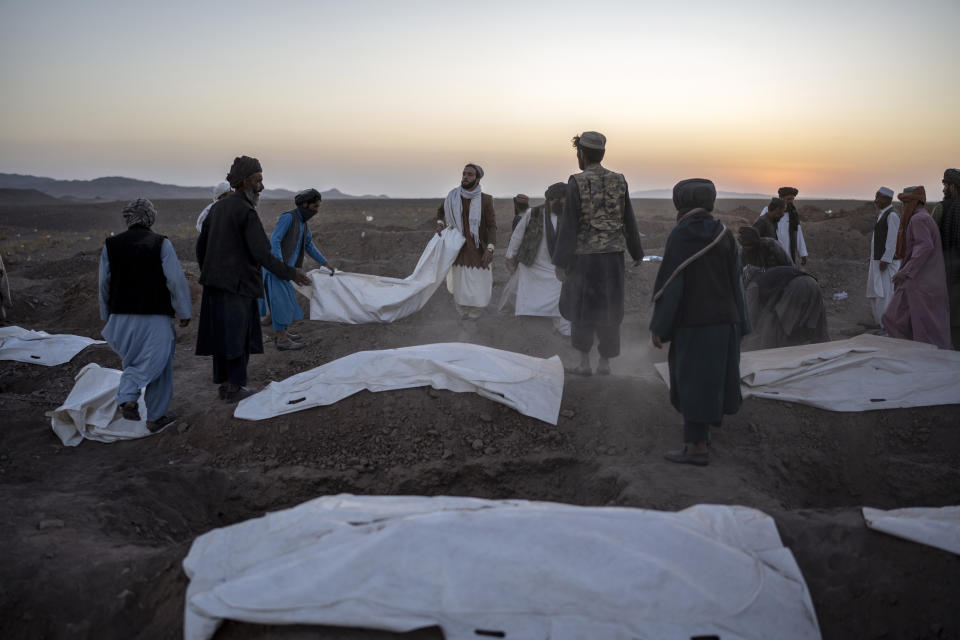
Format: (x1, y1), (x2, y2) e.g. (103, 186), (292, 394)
(932, 168), (960, 348)
(195, 156), (312, 402)
(882, 186), (951, 349)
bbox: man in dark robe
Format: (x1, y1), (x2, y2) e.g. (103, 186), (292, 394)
(742, 265), (828, 349)
(738, 226), (791, 269)
(511, 194), (530, 231)
(932, 168), (960, 348)
(195, 156), (311, 402)
(436, 163), (497, 319)
(552, 131), (643, 376)
(753, 197), (786, 245)
(650, 179), (749, 466)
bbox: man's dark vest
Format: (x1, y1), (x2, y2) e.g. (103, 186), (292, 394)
(104, 226), (175, 316)
(278, 210), (306, 268)
(786, 204), (800, 262)
(873, 206), (894, 261)
(676, 230), (740, 327)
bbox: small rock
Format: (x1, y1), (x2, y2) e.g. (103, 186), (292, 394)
(37, 519), (64, 530)
(479, 413), (493, 423)
(560, 409), (575, 418)
(471, 438), (484, 451)
(428, 388), (440, 398)
(484, 446), (497, 455)
(177, 422), (190, 435)
(442, 449), (454, 459)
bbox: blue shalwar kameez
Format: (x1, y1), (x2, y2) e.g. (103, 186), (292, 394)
(99, 240), (192, 421)
(263, 209), (327, 332)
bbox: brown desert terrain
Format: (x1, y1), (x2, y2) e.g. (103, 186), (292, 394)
(0, 194), (958, 639)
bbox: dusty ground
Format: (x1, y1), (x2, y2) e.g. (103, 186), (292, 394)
(0, 194), (958, 640)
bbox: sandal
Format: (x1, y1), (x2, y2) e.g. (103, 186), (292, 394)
(564, 366), (593, 377)
(664, 447), (709, 466)
(119, 402), (141, 421)
(147, 414), (177, 434)
(596, 364), (611, 376)
(223, 387), (256, 404)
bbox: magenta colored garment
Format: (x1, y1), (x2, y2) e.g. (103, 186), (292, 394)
(882, 209), (952, 349)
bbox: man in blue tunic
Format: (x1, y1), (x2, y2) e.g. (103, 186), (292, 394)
(650, 179), (750, 466)
(98, 198), (192, 433)
(264, 188), (335, 350)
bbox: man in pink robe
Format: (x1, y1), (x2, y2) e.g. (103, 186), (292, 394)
(882, 186), (952, 349)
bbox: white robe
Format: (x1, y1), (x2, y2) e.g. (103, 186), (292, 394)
(760, 206), (808, 260)
(504, 210), (569, 334)
(446, 266), (492, 307)
(865, 205), (900, 327)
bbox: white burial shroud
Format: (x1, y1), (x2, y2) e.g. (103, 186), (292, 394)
(655, 333), (960, 411)
(234, 343), (563, 425)
(0, 325), (104, 366)
(182, 495), (822, 640)
(862, 506), (960, 556)
(50, 363), (152, 446)
(302, 228), (465, 323)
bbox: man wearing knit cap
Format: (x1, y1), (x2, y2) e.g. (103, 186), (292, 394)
(504, 182), (570, 336)
(760, 186), (808, 266)
(99, 198), (192, 433)
(195, 156), (312, 402)
(932, 168), (960, 348)
(881, 186), (951, 349)
(553, 131), (644, 375)
(511, 194), (530, 231)
(195, 181), (232, 232)
(436, 163), (497, 319)
(865, 186), (900, 329)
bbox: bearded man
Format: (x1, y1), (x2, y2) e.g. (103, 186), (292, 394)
(552, 131), (644, 376)
(511, 194), (530, 231)
(761, 187), (808, 266)
(932, 168), (960, 348)
(753, 197), (787, 248)
(882, 186), (951, 349)
(865, 186), (900, 329)
(504, 182), (570, 336)
(195, 156), (312, 402)
(436, 163), (497, 319)
(99, 199), (191, 433)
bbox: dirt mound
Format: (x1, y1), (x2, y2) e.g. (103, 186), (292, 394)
(1, 198), (958, 640)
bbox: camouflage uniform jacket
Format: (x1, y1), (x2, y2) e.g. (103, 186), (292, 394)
(552, 164), (643, 269)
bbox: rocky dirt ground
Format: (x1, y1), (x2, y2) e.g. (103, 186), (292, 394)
(0, 194), (958, 639)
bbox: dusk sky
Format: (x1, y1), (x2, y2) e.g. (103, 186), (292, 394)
(1, 0), (958, 198)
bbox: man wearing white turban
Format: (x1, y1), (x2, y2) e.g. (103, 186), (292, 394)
(865, 186), (900, 329)
(195, 181), (232, 232)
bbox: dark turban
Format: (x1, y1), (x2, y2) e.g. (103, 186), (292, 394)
(465, 163), (484, 180)
(226, 155), (263, 189)
(121, 198), (157, 228)
(778, 186), (799, 198)
(738, 225), (761, 246)
(513, 194), (529, 205)
(545, 182), (567, 200)
(295, 188), (322, 207)
(944, 168), (960, 187)
(672, 178), (717, 214)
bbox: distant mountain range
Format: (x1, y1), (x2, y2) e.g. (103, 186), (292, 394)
(0, 173), (389, 201)
(631, 188), (769, 199)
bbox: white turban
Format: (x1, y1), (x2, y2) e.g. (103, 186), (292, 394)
(213, 181), (232, 200)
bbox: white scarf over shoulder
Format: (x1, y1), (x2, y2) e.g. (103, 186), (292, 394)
(444, 185), (482, 248)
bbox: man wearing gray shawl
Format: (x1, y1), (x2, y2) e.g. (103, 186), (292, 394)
(650, 179), (749, 466)
(436, 163), (497, 319)
(99, 198), (192, 433)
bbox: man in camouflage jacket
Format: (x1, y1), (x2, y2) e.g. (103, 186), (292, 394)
(553, 131), (644, 376)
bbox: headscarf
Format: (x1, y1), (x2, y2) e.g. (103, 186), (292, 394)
(943, 168), (960, 188)
(545, 182), (567, 200)
(738, 225), (761, 247)
(513, 194), (529, 207)
(226, 155), (262, 189)
(894, 186), (926, 260)
(777, 186), (799, 198)
(122, 198), (157, 228)
(212, 181), (232, 200)
(653, 179), (725, 301)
